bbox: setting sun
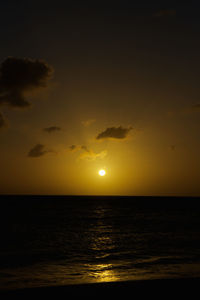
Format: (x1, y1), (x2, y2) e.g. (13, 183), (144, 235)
(99, 169), (106, 176)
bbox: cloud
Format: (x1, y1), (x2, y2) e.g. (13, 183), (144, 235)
(43, 126), (61, 133)
(0, 112), (6, 129)
(69, 145), (89, 152)
(153, 9), (176, 18)
(79, 147), (107, 161)
(0, 57), (53, 108)
(96, 126), (132, 140)
(28, 144), (49, 158)
(82, 119), (96, 127)
(69, 144), (107, 160)
(81, 145), (90, 152)
(69, 144), (80, 152)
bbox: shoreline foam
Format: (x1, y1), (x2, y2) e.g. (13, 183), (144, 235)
(0, 278), (199, 296)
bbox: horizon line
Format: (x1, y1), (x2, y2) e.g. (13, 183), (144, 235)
(0, 194), (200, 198)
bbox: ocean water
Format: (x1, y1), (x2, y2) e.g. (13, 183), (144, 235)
(0, 195), (200, 290)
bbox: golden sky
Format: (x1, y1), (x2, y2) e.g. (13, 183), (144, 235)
(0, 1), (200, 195)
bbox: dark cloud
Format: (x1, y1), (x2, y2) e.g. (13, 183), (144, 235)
(153, 9), (176, 18)
(0, 57), (53, 108)
(69, 144), (79, 151)
(69, 144), (89, 152)
(69, 144), (91, 153)
(96, 126), (132, 140)
(0, 112), (6, 129)
(28, 144), (48, 158)
(43, 126), (61, 133)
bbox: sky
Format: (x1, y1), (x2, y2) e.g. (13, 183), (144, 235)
(0, 0), (200, 196)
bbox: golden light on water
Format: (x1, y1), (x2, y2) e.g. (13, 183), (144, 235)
(98, 169), (106, 176)
(90, 264), (119, 282)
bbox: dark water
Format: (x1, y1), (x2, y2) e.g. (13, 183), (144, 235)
(1, 195), (200, 290)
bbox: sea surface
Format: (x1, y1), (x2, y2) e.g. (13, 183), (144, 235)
(0, 195), (200, 290)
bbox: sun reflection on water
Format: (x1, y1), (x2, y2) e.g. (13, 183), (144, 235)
(86, 204), (121, 283)
(87, 263), (120, 283)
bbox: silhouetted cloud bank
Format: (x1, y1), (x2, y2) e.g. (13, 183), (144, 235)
(0, 57), (53, 108)
(28, 144), (48, 158)
(43, 126), (61, 133)
(96, 126), (132, 140)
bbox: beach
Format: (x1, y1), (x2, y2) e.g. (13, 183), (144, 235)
(0, 278), (199, 297)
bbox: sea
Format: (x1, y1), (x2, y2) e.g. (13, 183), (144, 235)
(0, 195), (200, 290)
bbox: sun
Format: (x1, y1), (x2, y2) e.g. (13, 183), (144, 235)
(99, 169), (106, 176)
